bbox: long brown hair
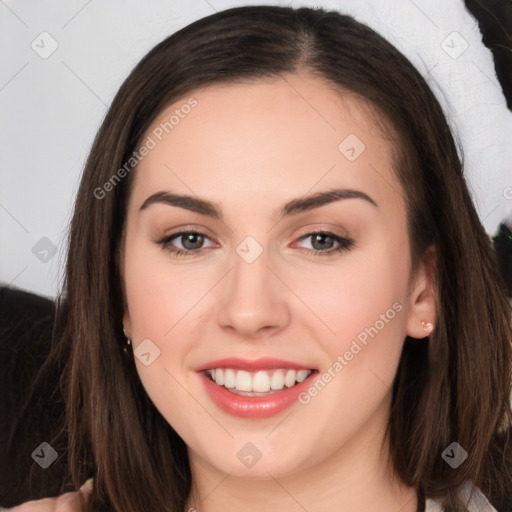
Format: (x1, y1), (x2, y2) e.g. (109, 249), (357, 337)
(31, 5), (512, 511)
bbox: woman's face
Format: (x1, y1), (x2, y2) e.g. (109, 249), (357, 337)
(121, 72), (434, 480)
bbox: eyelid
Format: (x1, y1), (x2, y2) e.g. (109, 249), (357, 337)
(157, 228), (218, 250)
(158, 223), (350, 246)
(160, 223), (216, 238)
(156, 223), (354, 259)
(294, 223), (350, 237)
(291, 230), (354, 254)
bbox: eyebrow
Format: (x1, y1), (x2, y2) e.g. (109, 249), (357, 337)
(139, 188), (378, 220)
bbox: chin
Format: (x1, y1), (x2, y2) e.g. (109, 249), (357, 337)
(202, 441), (309, 480)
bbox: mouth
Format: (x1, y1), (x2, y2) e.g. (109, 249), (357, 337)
(197, 359), (318, 418)
(204, 367), (313, 396)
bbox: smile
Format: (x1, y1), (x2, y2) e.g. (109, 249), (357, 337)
(205, 368), (312, 395)
(197, 358), (318, 419)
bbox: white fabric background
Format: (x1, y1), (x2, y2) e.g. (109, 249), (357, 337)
(1, 0), (510, 298)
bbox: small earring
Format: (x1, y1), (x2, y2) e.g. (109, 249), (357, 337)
(421, 321), (434, 334)
(122, 327), (132, 353)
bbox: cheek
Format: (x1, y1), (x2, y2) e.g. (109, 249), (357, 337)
(123, 245), (211, 437)
(296, 245), (408, 348)
(292, 249), (409, 451)
(297, 240), (410, 405)
(124, 244), (210, 343)
(122, 242), (206, 416)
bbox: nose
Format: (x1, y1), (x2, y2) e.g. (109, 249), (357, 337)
(216, 243), (290, 339)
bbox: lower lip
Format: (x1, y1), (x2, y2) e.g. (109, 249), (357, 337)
(199, 370), (317, 419)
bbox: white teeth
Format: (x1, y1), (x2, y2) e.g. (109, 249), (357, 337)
(235, 370), (252, 391)
(224, 369), (236, 388)
(253, 371), (271, 392)
(284, 369), (296, 387)
(270, 370), (285, 390)
(214, 368), (224, 386)
(296, 369), (310, 383)
(205, 368), (312, 393)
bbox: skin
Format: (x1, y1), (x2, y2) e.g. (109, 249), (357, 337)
(7, 479), (93, 510)
(118, 71), (437, 512)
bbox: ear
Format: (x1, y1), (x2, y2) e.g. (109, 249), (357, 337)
(405, 245), (437, 339)
(118, 228), (132, 339)
(123, 310), (132, 339)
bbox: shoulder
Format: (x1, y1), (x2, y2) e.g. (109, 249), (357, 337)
(425, 484), (499, 512)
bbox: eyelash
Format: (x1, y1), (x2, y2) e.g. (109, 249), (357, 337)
(156, 229), (355, 258)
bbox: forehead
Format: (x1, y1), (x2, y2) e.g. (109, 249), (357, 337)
(130, 73), (403, 217)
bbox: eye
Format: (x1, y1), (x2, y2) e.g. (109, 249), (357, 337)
(157, 230), (216, 257)
(156, 229), (355, 258)
(294, 231), (355, 257)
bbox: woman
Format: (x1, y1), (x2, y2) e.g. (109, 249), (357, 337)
(12, 5), (512, 511)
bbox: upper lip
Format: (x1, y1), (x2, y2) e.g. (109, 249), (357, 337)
(196, 357), (316, 372)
